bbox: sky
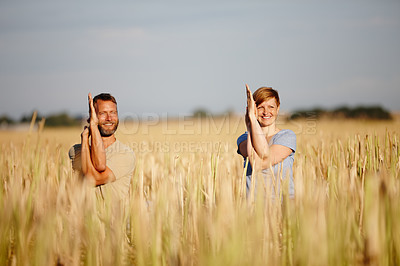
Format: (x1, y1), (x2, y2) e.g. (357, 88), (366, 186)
(0, 0), (399, 120)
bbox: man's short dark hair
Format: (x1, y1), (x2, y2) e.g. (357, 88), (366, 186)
(93, 93), (117, 107)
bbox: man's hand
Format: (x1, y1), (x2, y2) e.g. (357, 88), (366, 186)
(88, 93), (99, 127)
(81, 125), (90, 140)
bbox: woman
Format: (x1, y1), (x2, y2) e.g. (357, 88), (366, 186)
(237, 85), (296, 199)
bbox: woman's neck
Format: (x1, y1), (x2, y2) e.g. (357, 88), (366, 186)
(261, 123), (279, 137)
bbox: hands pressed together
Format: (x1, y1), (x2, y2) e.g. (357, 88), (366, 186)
(81, 93), (98, 140)
(245, 84), (257, 130)
(88, 93), (98, 127)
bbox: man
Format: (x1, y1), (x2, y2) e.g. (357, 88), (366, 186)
(69, 93), (135, 202)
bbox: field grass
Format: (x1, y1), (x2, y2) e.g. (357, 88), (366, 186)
(0, 116), (399, 265)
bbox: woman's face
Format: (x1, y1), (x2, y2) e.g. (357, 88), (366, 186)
(256, 97), (280, 127)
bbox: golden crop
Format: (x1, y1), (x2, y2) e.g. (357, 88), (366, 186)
(1, 116), (399, 265)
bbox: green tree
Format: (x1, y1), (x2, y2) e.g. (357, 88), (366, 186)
(45, 113), (81, 127)
(0, 115), (15, 125)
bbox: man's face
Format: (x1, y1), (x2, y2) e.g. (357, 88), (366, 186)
(94, 100), (119, 137)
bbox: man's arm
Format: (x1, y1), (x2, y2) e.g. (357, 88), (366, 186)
(81, 126), (116, 186)
(88, 93), (107, 172)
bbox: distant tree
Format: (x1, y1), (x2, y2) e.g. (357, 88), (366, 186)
(290, 105), (392, 120)
(223, 108), (236, 117)
(193, 108), (209, 118)
(0, 115), (15, 125)
(45, 113), (81, 127)
(350, 106), (392, 120)
(74, 114), (84, 122)
(20, 111), (43, 123)
(289, 107), (327, 120)
(332, 106), (351, 119)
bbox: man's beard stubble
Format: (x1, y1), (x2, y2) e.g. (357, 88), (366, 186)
(98, 121), (119, 137)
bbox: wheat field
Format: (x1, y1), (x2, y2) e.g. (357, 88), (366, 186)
(0, 115), (399, 265)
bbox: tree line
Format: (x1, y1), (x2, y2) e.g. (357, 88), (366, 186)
(289, 105), (393, 120)
(0, 112), (82, 127)
(0, 105), (394, 128)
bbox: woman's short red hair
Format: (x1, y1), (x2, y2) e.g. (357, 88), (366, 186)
(253, 87), (280, 107)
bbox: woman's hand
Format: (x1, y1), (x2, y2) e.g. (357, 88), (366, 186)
(245, 84), (257, 129)
(246, 84), (257, 117)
